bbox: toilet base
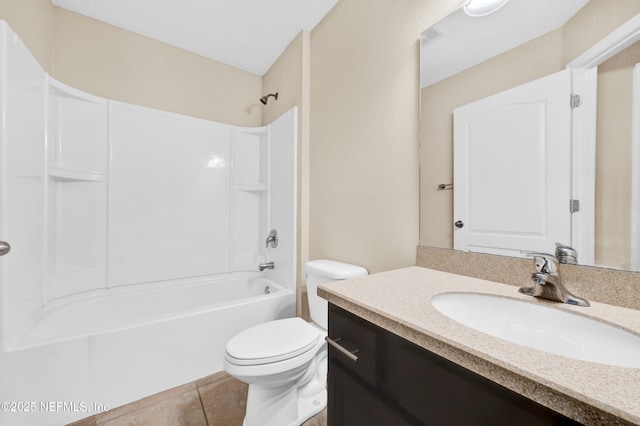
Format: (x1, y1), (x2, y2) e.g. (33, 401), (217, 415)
(242, 381), (326, 426)
(242, 350), (327, 426)
(243, 387), (326, 426)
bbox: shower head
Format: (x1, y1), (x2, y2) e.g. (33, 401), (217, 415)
(260, 92), (278, 105)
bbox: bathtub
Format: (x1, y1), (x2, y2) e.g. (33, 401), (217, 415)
(0, 273), (295, 426)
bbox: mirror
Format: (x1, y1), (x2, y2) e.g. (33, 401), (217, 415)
(419, 0), (640, 271)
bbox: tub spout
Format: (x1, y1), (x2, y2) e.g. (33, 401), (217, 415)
(259, 261), (274, 271)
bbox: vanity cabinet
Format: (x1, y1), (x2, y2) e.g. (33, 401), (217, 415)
(327, 304), (581, 426)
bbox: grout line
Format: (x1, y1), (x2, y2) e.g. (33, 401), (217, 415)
(196, 384), (210, 426)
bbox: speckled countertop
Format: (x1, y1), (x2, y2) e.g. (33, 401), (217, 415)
(318, 266), (640, 426)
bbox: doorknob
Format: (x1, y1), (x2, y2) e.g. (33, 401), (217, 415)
(0, 241), (10, 256)
(454, 221), (464, 229)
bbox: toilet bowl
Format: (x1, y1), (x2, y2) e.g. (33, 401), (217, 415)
(223, 259), (368, 426)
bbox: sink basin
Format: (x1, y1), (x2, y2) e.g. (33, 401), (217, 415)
(431, 293), (640, 368)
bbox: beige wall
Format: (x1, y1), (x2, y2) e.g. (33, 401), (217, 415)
(0, 0), (54, 71)
(309, 0), (459, 275)
(0, 0), (261, 126)
(419, 0), (640, 271)
(52, 8), (262, 126)
(562, 0), (640, 65)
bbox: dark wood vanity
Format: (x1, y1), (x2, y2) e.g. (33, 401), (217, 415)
(327, 304), (581, 425)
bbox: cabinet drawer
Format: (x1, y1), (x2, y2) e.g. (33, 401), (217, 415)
(328, 307), (378, 386)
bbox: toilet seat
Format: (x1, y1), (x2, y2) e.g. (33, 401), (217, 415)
(225, 317), (320, 366)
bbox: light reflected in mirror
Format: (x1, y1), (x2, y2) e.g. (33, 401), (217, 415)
(419, 0), (640, 271)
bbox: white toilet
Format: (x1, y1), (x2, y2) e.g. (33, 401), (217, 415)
(224, 259), (368, 426)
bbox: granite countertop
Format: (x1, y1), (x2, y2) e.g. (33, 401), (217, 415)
(318, 266), (640, 426)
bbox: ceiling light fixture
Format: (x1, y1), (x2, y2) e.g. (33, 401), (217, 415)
(463, 0), (510, 17)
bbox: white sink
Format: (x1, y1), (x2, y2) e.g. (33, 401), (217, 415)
(431, 293), (640, 368)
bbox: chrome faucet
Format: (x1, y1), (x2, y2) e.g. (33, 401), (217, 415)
(518, 254), (590, 307)
(259, 261), (274, 271)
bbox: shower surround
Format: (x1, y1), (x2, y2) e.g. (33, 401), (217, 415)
(0, 21), (296, 425)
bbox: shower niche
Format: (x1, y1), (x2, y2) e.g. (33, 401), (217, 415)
(232, 127), (269, 271)
(46, 79), (108, 300)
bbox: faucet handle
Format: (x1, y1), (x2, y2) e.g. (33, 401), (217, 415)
(534, 255), (558, 274)
(265, 229), (278, 248)
(520, 250), (557, 260)
(520, 251), (558, 274)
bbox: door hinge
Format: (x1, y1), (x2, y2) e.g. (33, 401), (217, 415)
(570, 199), (580, 213)
(570, 94), (582, 109)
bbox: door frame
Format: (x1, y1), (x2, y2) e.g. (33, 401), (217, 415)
(566, 13), (640, 267)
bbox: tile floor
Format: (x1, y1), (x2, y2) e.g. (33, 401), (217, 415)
(68, 371), (327, 426)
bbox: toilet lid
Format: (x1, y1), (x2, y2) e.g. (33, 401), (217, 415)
(225, 317), (320, 365)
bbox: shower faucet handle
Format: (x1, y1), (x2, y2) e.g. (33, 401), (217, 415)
(265, 230), (278, 248)
(0, 241), (10, 256)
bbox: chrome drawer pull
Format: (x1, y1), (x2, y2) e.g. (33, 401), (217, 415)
(325, 336), (359, 362)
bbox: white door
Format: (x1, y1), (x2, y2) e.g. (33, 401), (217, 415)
(453, 69), (572, 257)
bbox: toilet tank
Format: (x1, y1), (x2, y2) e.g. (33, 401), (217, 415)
(305, 260), (368, 330)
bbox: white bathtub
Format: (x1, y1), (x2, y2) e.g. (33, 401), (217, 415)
(0, 273), (295, 426)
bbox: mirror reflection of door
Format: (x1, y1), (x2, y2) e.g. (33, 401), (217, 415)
(453, 69), (572, 256)
(421, 1), (640, 271)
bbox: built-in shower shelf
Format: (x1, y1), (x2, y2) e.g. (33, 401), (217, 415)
(48, 166), (107, 182)
(234, 183), (267, 192)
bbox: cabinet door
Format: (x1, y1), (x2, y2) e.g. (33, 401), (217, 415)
(328, 362), (411, 426)
(390, 336), (580, 426)
(328, 307), (378, 386)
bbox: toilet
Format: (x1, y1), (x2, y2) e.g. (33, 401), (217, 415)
(224, 259), (368, 426)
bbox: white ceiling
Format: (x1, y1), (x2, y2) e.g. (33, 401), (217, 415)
(51, 0), (338, 76)
(421, 0), (591, 88)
